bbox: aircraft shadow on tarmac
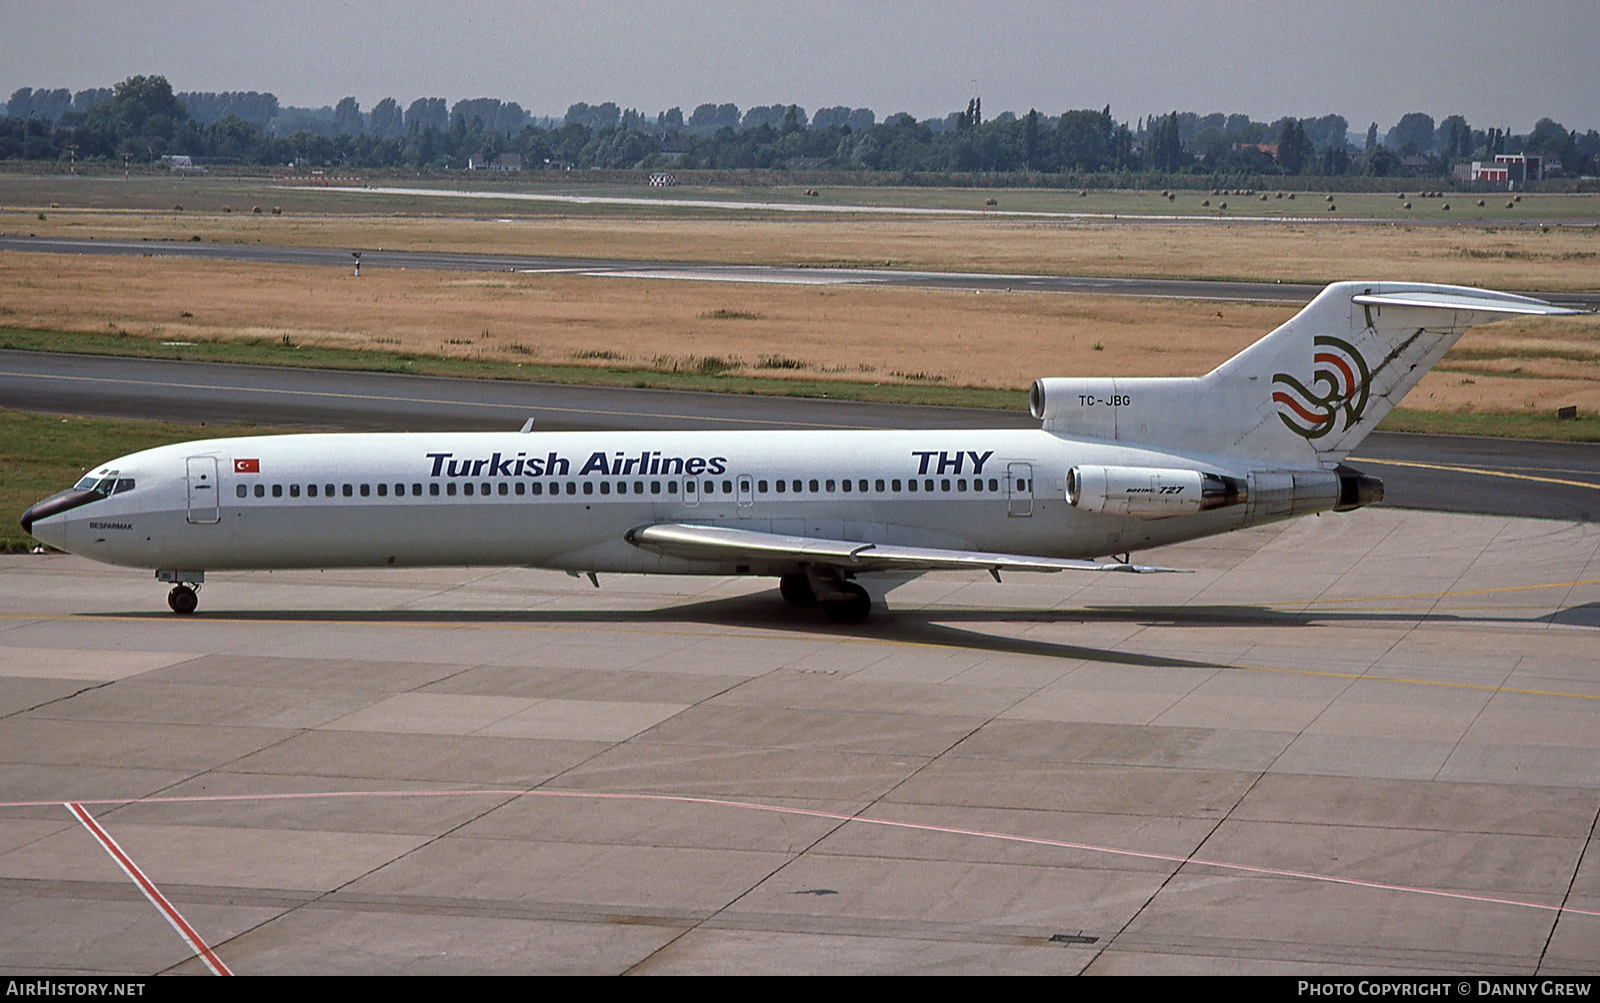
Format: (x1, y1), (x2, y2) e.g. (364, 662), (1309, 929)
(93, 590), (1599, 667)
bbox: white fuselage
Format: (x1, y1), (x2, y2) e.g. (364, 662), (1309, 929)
(32, 428), (1269, 577)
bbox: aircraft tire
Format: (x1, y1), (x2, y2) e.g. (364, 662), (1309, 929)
(779, 572), (818, 607)
(168, 585), (198, 615)
(821, 582), (871, 624)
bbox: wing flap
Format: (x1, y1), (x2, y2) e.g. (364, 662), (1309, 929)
(626, 523), (1182, 574)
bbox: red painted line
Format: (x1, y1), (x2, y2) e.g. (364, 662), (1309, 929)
(1271, 391), (1328, 426)
(1315, 352), (1356, 396)
(65, 802), (232, 977)
(18, 788), (1596, 923)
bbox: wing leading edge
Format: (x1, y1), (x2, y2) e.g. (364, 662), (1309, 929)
(625, 522), (1183, 575)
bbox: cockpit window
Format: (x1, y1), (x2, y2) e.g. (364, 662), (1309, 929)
(69, 474), (131, 497)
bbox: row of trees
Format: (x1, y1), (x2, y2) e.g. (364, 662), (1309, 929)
(4, 76), (1597, 179)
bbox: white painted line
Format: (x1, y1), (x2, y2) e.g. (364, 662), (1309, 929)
(32, 788), (1599, 923)
(589, 269), (864, 285)
(65, 802), (233, 977)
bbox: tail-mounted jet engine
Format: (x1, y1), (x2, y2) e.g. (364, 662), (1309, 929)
(1067, 465), (1247, 518)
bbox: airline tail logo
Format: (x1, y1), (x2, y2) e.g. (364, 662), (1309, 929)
(1271, 336), (1371, 440)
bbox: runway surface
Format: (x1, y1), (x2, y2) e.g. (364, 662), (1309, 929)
(1, 508), (1597, 973)
(5, 349), (1600, 522)
(5, 235), (1599, 309)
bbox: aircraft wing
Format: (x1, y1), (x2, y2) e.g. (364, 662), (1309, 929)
(625, 523), (1183, 575)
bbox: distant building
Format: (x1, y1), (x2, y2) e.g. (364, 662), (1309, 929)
(1467, 162), (1510, 183)
(1494, 153), (1542, 182)
(1464, 154), (1541, 187)
(160, 155), (205, 174)
(1232, 142), (1278, 159)
(467, 152), (522, 171)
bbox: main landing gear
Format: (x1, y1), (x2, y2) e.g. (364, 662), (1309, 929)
(167, 585), (198, 615)
(779, 571), (872, 625)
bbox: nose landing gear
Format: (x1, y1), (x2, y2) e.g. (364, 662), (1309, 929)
(167, 585), (198, 615)
(156, 570), (205, 615)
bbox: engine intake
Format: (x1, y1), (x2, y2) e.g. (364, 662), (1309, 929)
(1067, 465), (1246, 518)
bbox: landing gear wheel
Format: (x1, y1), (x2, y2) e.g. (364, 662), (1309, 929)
(167, 585), (198, 615)
(821, 582), (872, 624)
(779, 572), (818, 607)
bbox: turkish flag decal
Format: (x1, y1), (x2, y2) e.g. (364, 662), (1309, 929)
(234, 458), (260, 473)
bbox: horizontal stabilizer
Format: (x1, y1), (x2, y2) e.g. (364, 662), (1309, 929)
(626, 522), (1183, 575)
(1351, 289), (1585, 316)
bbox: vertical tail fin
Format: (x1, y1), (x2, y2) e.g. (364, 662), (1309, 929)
(1032, 282), (1582, 467)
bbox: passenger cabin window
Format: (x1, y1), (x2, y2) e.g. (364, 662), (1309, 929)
(343, 484), (353, 497)
(430, 483), (440, 496)
(290, 484), (301, 498)
(377, 484), (387, 497)
(447, 483), (457, 496)
(236, 484), (247, 498)
(272, 484), (283, 498)
(307, 484), (318, 498)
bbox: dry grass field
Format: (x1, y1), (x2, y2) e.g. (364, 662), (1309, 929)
(4, 251), (1598, 415)
(6, 207), (1599, 290)
(3, 175), (1598, 425)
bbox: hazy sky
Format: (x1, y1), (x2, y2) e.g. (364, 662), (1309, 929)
(3, 1), (1596, 132)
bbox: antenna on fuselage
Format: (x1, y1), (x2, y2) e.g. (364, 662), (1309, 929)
(519, 417), (535, 433)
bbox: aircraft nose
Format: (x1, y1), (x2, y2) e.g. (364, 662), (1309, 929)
(20, 490), (87, 544)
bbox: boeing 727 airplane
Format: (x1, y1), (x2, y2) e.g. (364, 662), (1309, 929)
(21, 282), (1582, 622)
